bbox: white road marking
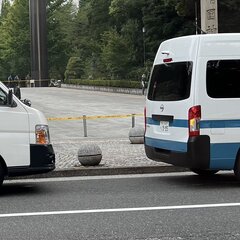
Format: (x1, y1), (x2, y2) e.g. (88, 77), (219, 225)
(0, 203), (240, 218)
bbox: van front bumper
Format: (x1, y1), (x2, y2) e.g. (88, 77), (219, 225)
(145, 135), (210, 169)
(8, 144), (55, 177)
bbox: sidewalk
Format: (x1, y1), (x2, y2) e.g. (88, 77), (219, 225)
(17, 86), (188, 179)
(44, 137), (187, 178)
(50, 85), (187, 177)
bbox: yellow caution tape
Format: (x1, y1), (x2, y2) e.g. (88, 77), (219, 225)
(47, 113), (143, 121)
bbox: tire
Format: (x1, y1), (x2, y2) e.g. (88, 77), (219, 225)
(234, 153), (240, 180)
(191, 168), (219, 176)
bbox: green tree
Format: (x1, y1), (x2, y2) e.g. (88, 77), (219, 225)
(142, 0), (194, 61)
(87, 0), (112, 40)
(101, 29), (134, 79)
(109, 0), (144, 68)
(0, 0), (30, 79)
(71, 0), (114, 79)
(0, 0), (11, 23)
(218, 1), (240, 32)
(47, 0), (75, 80)
(64, 56), (85, 80)
(0, 0), (12, 79)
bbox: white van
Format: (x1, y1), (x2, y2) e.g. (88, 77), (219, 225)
(145, 33), (240, 178)
(0, 81), (55, 185)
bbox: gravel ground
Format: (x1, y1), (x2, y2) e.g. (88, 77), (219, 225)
(53, 137), (167, 170)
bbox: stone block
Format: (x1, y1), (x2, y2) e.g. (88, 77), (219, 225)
(78, 143), (102, 166)
(129, 127), (144, 144)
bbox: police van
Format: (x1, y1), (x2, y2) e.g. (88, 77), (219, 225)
(144, 33), (240, 178)
(0, 81), (55, 185)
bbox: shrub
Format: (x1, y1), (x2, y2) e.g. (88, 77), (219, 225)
(66, 79), (141, 88)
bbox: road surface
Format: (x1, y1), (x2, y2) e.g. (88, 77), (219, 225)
(1, 172), (240, 239)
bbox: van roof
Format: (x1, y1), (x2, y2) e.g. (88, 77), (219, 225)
(154, 33), (240, 64)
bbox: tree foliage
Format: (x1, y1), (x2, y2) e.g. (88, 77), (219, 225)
(47, 0), (75, 79)
(0, 0), (239, 81)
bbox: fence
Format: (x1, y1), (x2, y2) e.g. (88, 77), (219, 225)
(47, 113), (144, 138)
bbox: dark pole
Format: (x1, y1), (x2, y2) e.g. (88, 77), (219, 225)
(142, 27), (146, 67)
(29, 0), (48, 87)
(195, 0), (198, 34)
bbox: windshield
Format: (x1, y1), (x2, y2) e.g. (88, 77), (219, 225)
(148, 62), (192, 101)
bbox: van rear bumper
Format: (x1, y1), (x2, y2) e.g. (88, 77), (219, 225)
(8, 144), (55, 177)
(145, 135), (210, 169)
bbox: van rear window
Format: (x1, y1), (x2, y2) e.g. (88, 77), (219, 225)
(148, 62), (192, 101)
(207, 60), (240, 98)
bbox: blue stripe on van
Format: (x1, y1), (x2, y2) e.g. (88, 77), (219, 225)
(145, 137), (187, 152)
(147, 118), (240, 129)
(200, 120), (240, 128)
(210, 143), (239, 169)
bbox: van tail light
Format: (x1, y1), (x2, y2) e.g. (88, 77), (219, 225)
(144, 106), (146, 134)
(188, 105), (201, 137)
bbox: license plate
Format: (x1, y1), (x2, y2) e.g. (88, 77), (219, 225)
(160, 121), (169, 132)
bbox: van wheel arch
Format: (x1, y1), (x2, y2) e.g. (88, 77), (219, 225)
(0, 156), (7, 186)
(233, 149), (240, 180)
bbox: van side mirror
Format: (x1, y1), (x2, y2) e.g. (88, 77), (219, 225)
(22, 99), (31, 107)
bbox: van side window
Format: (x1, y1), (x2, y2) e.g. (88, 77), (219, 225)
(0, 88), (7, 106)
(148, 62), (192, 101)
(207, 60), (240, 98)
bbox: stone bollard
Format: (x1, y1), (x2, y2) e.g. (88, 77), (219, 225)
(78, 143), (102, 166)
(129, 126), (144, 144)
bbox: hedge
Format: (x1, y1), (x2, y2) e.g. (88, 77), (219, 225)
(65, 79), (141, 89)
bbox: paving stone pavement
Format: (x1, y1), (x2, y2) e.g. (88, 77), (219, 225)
(53, 137), (168, 170)
(20, 87), (172, 173)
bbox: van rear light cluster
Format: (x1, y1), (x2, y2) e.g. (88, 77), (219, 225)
(188, 105), (201, 137)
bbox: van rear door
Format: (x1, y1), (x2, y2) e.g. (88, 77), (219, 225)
(145, 60), (194, 153)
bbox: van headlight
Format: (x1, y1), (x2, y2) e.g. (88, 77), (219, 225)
(35, 125), (50, 144)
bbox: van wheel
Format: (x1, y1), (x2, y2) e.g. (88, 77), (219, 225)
(190, 169), (219, 176)
(234, 153), (240, 180)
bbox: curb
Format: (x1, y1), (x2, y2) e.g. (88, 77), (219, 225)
(61, 84), (143, 95)
(8, 165), (189, 180)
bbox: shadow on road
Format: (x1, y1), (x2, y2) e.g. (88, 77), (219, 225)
(157, 172), (240, 189)
(0, 183), (45, 197)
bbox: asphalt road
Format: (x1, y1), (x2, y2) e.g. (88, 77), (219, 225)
(1, 172), (240, 240)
